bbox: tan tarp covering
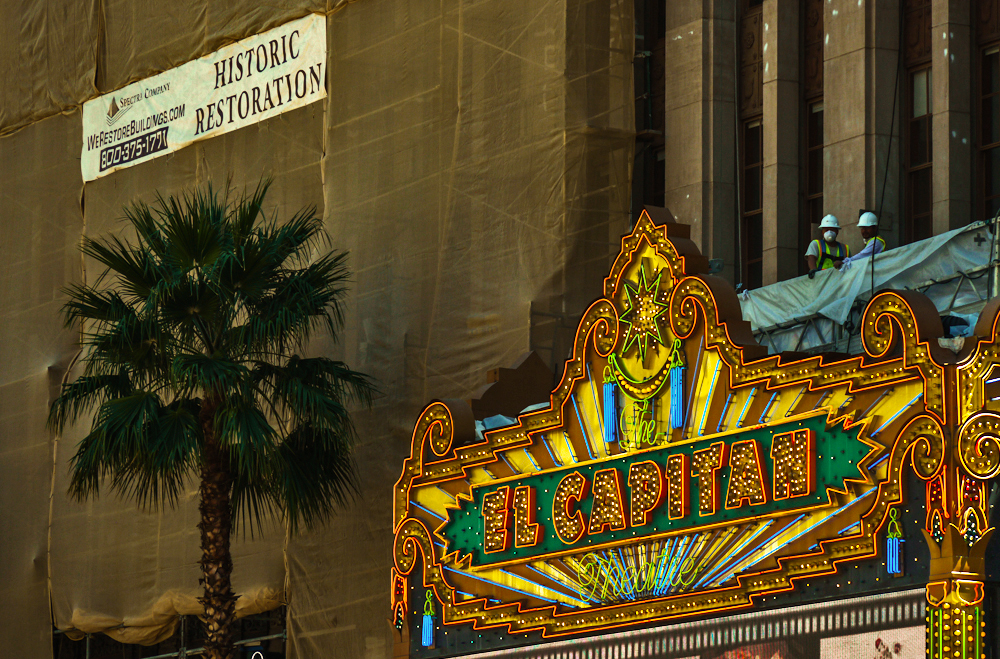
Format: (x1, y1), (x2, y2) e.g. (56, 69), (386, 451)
(0, 111), (84, 658)
(0, 0), (632, 656)
(0, 4), (96, 135)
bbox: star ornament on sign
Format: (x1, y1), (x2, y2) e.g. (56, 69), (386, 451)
(620, 267), (669, 362)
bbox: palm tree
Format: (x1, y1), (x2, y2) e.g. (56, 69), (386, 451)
(49, 180), (375, 659)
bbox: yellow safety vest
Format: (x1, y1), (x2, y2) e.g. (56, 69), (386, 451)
(868, 236), (887, 254)
(811, 239), (851, 269)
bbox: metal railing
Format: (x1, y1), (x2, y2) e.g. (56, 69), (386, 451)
(54, 614), (286, 659)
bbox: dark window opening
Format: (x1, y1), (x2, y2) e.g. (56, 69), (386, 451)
(630, 0), (665, 221)
(738, 0), (763, 288)
(981, 45), (1000, 222)
(903, 0), (932, 242)
(801, 0), (824, 275)
(742, 119), (764, 290)
(906, 67), (933, 242)
(805, 102), (825, 228)
(653, 148), (665, 207)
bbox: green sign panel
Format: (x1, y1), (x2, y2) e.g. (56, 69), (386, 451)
(440, 413), (871, 568)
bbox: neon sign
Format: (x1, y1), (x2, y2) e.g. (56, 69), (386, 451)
(885, 507), (904, 575)
(440, 413), (869, 568)
(393, 210), (996, 644)
(574, 542), (712, 603)
(421, 589), (435, 648)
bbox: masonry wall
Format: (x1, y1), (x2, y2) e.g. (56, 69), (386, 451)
(0, 1), (633, 657)
(661, 0), (983, 288)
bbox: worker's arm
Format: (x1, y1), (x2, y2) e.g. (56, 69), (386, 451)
(804, 241), (820, 277)
(840, 237), (882, 267)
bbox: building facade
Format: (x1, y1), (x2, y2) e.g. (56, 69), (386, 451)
(4, 0), (999, 658)
(647, 0), (1000, 289)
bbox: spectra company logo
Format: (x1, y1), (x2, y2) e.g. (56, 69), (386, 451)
(105, 95), (133, 126)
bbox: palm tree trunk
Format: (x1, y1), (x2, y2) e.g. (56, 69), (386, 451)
(199, 403), (237, 659)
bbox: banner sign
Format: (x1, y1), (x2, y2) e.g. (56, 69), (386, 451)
(81, 14), (326, 181)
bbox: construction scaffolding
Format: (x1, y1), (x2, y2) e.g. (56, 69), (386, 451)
(742, 220), (1000, 354)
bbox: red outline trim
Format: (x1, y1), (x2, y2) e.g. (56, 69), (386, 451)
(553, 471), (589, 544)
(588, 468), (628, 535)
(628, 460), (665, 526)
(482, 485), (512, 554)
(693, 441), (727, 516)
(513, 485), (542, 548)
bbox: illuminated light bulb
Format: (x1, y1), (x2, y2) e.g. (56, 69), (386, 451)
(513, 485), (541, 547)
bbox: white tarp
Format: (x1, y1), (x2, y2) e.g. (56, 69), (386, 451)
(81, 14), (326, 181)
(740, 222), (995, 333)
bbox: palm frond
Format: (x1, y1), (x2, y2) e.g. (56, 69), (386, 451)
(155, 186), (226, 272)
(54, 177), (374, 536)
(69, 392), (200, 509)
(49, 371), (132, 431)
(271, 423), (360, 532)
(229, 178), (272, 244)
(61, 285), (131, 328)
(81, 234), (166, 302)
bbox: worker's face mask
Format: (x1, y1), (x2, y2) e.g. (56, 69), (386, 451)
(824, 230), (837, 243)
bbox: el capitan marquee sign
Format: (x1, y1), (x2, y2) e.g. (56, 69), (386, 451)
(392, 211), (998, 655)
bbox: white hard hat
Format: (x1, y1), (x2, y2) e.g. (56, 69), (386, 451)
(819, 214), (840, 229)
(858, 211), (879, 227)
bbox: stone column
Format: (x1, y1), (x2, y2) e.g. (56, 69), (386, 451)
(824, 0), (870, 249)
(824, 0), (902, 249)
(661, 2), (737, 284)
(868, 0), (903, 246)
(761, 0), (799, 284)
(931, 0), (972, 232)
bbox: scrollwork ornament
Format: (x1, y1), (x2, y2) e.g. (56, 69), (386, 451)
(899, 414), (946, 480)
(394, 517), (436, 576)
(669, 278), (708, 341)
(423, 402), (457, 458)
(394, 399), (475, 529)
(393, 517), (454, 608)
(862, 300), (911, 360)
(860, 291), (945, 421)
(957, 412), (1000, 479)
(586, 300), (618, 358)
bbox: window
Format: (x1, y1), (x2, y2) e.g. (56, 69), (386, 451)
(805, 102), (824, 227)
(981, 45), (1000, 222)
(903, 0), (932, 242)
(802, 0), (824, 275)
(739, 0), (763, 288)
(653, 148), (665, 207)
(742, 119), (764, 290)
(906, 67), (933, 241)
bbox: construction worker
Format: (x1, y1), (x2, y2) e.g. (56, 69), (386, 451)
(836, 211), (885, 271)
(805, 214), (850, 278)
